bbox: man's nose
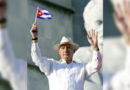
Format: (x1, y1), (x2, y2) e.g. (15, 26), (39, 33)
(64, 47), (68, 52)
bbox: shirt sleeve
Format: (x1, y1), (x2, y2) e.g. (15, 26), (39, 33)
(31, 43), (54, 75)
(85, 50), (102, 77)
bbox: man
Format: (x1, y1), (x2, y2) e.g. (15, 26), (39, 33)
(30, 23), (102, 90)
(0, 0), (27, 90)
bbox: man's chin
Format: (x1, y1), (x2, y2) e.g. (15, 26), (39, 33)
(63, 56), (69, 60)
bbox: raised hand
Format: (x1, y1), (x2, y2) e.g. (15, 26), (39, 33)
(87, 29), (99, 51)
(0, 0), (7, 29)
(30, 23), (38, 43)
(30, 23), (38, 39)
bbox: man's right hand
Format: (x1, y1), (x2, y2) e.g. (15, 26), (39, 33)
(0, 0), (7, 30)
(30, 23), (38, 43)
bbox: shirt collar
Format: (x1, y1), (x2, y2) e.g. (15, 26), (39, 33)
(60, 59), (74, 65)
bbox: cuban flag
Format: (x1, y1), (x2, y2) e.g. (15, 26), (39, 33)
(36, 8), (52, 20)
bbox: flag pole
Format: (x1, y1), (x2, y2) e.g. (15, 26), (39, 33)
(34, 6), (39, 23)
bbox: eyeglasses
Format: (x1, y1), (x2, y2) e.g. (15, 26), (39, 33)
(0, 2), (7, 8)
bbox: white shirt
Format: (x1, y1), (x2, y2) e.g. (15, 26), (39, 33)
(0, 28), (27, 90)
(31, 43), (102, 90)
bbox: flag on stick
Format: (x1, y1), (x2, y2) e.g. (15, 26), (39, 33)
(34, 7), (52, 23)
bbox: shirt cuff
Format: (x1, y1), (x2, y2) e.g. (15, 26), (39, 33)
(93, 50), (99, 55)
(31, 42), (39, 52)
(32, 42), (38, 46)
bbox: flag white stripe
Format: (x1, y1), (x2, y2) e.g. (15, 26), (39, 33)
(41, 10), (50, 13)
(40, 15), (52, 18)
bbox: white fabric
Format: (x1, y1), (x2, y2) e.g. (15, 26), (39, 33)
(31, 43), (102, 90)
(73, 47), (102, 90)
(0, 29), (27, 90)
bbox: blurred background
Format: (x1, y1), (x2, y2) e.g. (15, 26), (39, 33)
(103, 0), (125, 74)
(0, 0), (94, 90)
(104, 0), (120, 37)
(103, 0), (129, 88)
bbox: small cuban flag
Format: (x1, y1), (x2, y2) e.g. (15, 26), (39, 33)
(35, 7), (52, 22)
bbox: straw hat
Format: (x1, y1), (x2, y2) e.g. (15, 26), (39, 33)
(54, 36), (79, 51)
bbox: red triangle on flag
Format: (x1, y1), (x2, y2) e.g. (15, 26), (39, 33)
(37, 9), (44, 17)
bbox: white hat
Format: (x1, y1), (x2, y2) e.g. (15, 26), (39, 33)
(54, 36), (79, 51)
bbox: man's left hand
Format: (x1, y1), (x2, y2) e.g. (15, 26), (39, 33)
(87, 29), (99, 51)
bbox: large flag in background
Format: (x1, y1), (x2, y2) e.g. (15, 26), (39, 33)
(36, 8), (52, 20)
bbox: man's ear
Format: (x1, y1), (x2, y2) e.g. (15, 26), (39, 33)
(58, 50), (60, 55)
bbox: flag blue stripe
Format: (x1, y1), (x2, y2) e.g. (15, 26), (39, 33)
(37, 17), (52, 20)
(44, 13), (51, 15)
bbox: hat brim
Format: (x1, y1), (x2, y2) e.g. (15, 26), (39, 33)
(53, 42), (79, 52)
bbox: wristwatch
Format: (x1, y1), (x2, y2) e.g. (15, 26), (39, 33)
(32, 37), (38, 40)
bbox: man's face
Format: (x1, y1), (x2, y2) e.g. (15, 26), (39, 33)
(58, 44), (75, 61)
(0, 0), (7, 20)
